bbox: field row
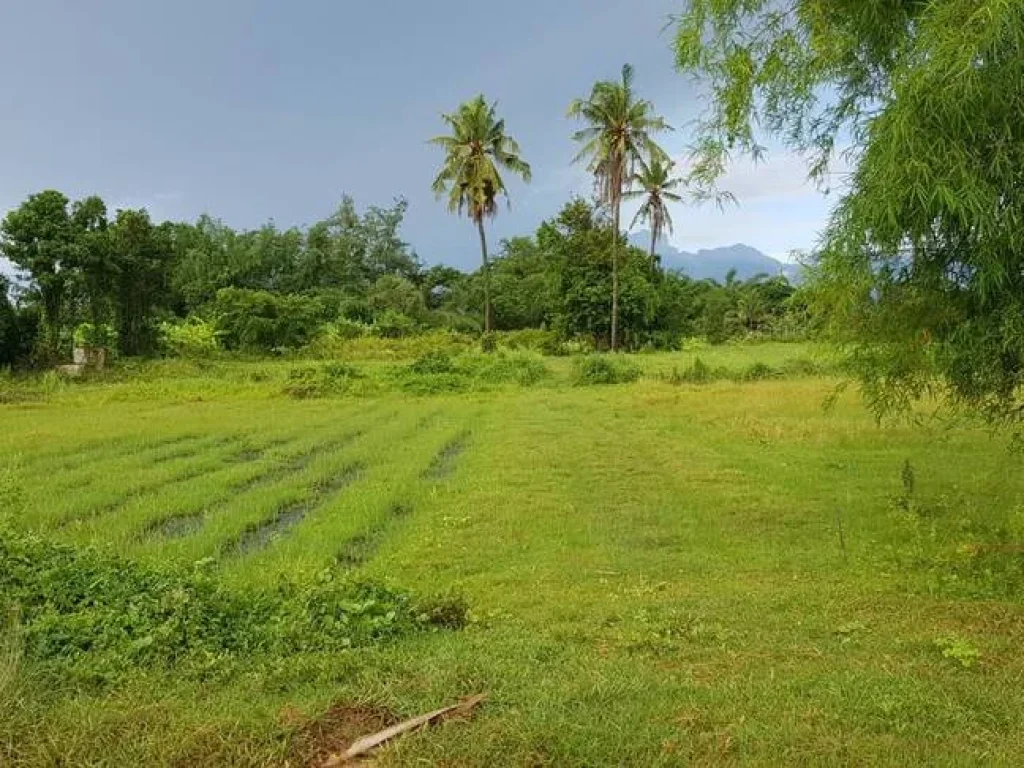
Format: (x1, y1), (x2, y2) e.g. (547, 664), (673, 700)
(12, 403), (474, 583)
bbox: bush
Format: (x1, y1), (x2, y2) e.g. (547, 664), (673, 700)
(0, 528), (462, 685)
(373, 310), (417, 339)
(572, 355), (642, 386)
(407, 350), (456, 375)
(327, 331), (477, 362)
(159, 318), (220, 359)
(303, 319), (370, 358)
(282, 362), (365, 399)
(72, 323), (117, 350)
(665, 357), (720, 385)
(393, 350), (550, 394)
(492, 329), (560, 354)
(465, 351), (550, 386)
(213, 288), (327, 353)
(779, 357), (826, 377)
(737, 362), (778, 381)
(553, 337), (596, 357)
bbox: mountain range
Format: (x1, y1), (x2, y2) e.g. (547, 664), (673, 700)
(628, 232), (802, 283)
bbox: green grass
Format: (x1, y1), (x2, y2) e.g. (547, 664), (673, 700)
(4, 342), (1024, 765)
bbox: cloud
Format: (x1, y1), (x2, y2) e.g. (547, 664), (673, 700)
(673, 145), (854, 202)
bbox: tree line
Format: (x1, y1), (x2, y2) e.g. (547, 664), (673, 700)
(0, 186), (803, 367)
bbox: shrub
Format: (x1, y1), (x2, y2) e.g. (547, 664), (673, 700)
(466, 351), (550, 386)
(664, 357), (726, 385)
(408, 350), (456, 375)
(213, 288), (327, 353)
(328, 331), (476, 362)
(394, 350), (550, 394)
(492, 329), (559, 353)
(0, 528), (462, 685)
(554, 337), (596, 357)
(779, 357), (826, 377)
(303, 319), (371, 358)
(159, 318), (220, 359)
(282, 363), (365, 399)
(572, 355), (642, 386)
(737, 361), (779, 381)
(373, 310), (418, 339)
(72, 323), (117, 350)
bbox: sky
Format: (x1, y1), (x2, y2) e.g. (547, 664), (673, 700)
(0, 0), (842, 276)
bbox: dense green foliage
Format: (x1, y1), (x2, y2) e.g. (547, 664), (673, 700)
(0, 527), (449, 685)
(497, 198), (802, 347)
(0, 277), (23, 366)
(0, 193), (803, 365)
(674, 0), (1024, 424)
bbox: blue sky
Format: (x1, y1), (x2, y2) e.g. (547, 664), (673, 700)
(0, 0), (840, 274)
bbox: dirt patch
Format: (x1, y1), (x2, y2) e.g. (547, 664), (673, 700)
(423, 432), (470, 480)
(290, 702), (397, 767)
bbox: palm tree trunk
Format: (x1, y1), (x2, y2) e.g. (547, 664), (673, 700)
(649, 227), (658, 272)
(476, 216), (493, 334)
(611, 196), (621, 352)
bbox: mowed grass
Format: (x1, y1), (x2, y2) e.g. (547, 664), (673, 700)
(4, 345), (1024, 766)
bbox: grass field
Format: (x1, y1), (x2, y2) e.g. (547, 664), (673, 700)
(4, 342), (1024, 766)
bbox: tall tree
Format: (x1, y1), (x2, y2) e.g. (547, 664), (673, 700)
(430, 95), (532, 334)
(0, 191), (74, 362)
(110, 209), (172, 356)
(625, 157), (684, 271)
(70, 196), (113, 331)
(569, 64), (670, 350)
(673, 0), (1024, 426)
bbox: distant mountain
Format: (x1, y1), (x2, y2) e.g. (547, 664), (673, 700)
(628, 232), (802, 283)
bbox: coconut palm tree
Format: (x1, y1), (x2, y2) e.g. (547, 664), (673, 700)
(625, 157), (684, 271)
(430, 96), (531, 334)
(568, 64), (670, 350)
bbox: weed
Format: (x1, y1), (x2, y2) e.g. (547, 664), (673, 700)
(0, 528), (458, 685)
(665, 357), (718, 384)
(415, 593), (470, 630)
(934, 636), (981, 668)
(282, 363), (365, 399)
(572, 355), (641, 386)
(737, 361), (778, 381)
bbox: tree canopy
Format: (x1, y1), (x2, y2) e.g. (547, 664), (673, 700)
(674, 0), (1024, 424)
